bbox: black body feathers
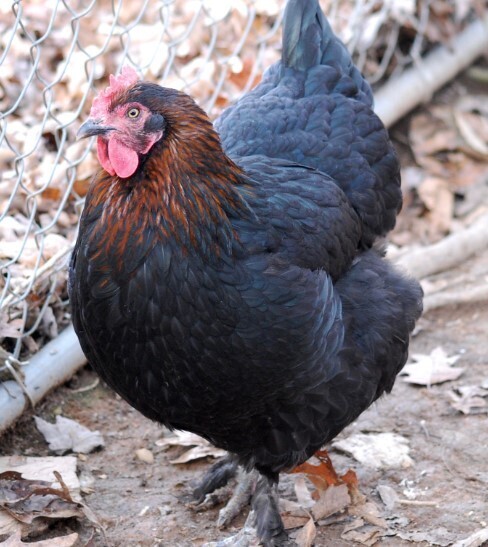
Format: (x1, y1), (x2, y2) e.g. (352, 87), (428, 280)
(70, 0), (422, 509)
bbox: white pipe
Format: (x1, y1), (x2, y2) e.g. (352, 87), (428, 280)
(1, 13), (488, 435)
(0, 325), (86, 435)
(374, 14), (488, 127)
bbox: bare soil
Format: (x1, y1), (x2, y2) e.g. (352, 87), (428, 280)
(1, 270), (487, 546)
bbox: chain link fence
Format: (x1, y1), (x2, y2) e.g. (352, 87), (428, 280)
(0, 0), (480, 386)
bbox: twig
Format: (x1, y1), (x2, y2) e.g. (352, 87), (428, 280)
(395, 213), (488, 280)
(375, 14), (488, 128)
(398, 499), (439, 507)
(423, 285), (488, 313)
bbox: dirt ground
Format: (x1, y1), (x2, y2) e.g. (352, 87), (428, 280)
(1, 249), (487, 546)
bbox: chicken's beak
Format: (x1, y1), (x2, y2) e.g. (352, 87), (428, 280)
(77, 119), (116, 140)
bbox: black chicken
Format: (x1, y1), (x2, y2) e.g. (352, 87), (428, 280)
(70, 0), (423, 544)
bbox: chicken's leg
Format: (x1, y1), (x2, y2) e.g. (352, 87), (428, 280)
(217, 467), (258, 528)
(193, 455), (238, 503)
(204, 471), (292, 547)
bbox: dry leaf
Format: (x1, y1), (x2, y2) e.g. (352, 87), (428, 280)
(156, 431), (226, 463)
(376, 485), (399, 510)
(169, 445), (226, 464)
(0, 530), (79, 546)
(349, 498), (388, 529)
(294, 517), (316, 547)
(397, 527), (457, 546)
(34, 416), (104, 455)
(0, 462), (98, 544)
(279, 499), (310, 530)
(294, 476), (314, 509)
(417, 177), (454, 239)
(401, 346), (464, 386)
(0, 314), (24, 339)
(454, 95), (488, 161)
(449, 384), (488, 415)
(333, 433), (413, 470)
(452, 526), (488, 547)
(0, 456), (79, 501)
(311, 483), (350, 521)
(341, 522), (383, 546)
(281, 513), (310, 531)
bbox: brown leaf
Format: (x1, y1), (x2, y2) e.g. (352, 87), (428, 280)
(417, 177), (454, 239)
(454, 95), (488, 161)
(40, 187), (62, 201)
(0, 471), (84, 524)
(341, 522), (383, 546)
(349, 498), (388, 529)
(281, 514), (310, 531)
(294, 517), (316, 547)
(156, 431), (226, 463)
(311, 484), (350, 521)
(280, 499), (310, 530)
(228, 57), (262, 91)
(72, 179), (91, 197)
(0, 316), (24, 339)
(0, 530), (79, 546)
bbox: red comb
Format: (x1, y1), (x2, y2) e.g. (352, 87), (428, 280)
(90, 66), (140, 118)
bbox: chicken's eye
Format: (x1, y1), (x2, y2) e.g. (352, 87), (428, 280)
(127, 108), (140, 118)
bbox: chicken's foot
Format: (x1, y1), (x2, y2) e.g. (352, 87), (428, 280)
(193, 454), (238, 504)
(217, 467), (258, 528)
(205, 472), (293, 547)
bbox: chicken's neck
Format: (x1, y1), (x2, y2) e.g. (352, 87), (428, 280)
(86, 134), (252, 270)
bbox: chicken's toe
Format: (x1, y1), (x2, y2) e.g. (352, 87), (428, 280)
(217, 468), (258, 528)
(206, 508), (293, 547)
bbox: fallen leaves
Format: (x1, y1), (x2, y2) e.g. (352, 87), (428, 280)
(333, 433), (413, 470)
(0, 530), (79, 546)
(0, 456), (99, 544)
(34, 416), (104, 455)
(452, 526), (488, 547)
(449, 382), (488, 415)
(310, 483), (350, 521)
(284, 449), (395, 546)
(401, 346), (464, 386)
(156, 430), (226, 464)
(294, 516), (316, 547)
(341, 517), (384, 546)
(396, 94), (488, 246)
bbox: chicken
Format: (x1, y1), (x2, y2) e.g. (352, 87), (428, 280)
(70, 0), (423, 544)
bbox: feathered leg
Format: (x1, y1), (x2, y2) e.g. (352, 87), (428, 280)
(251, 474), (289, 546)
(203, 470), (291, 547)
(217, 468), (258, 528)
(193, 455), (238, 503)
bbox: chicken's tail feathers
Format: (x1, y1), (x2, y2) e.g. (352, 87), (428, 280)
(281, 0), (373, 104)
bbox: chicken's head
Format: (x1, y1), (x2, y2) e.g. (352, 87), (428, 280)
(77, 67), (166, 178)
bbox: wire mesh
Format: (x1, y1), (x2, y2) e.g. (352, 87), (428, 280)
(0, 0), (480, 385)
